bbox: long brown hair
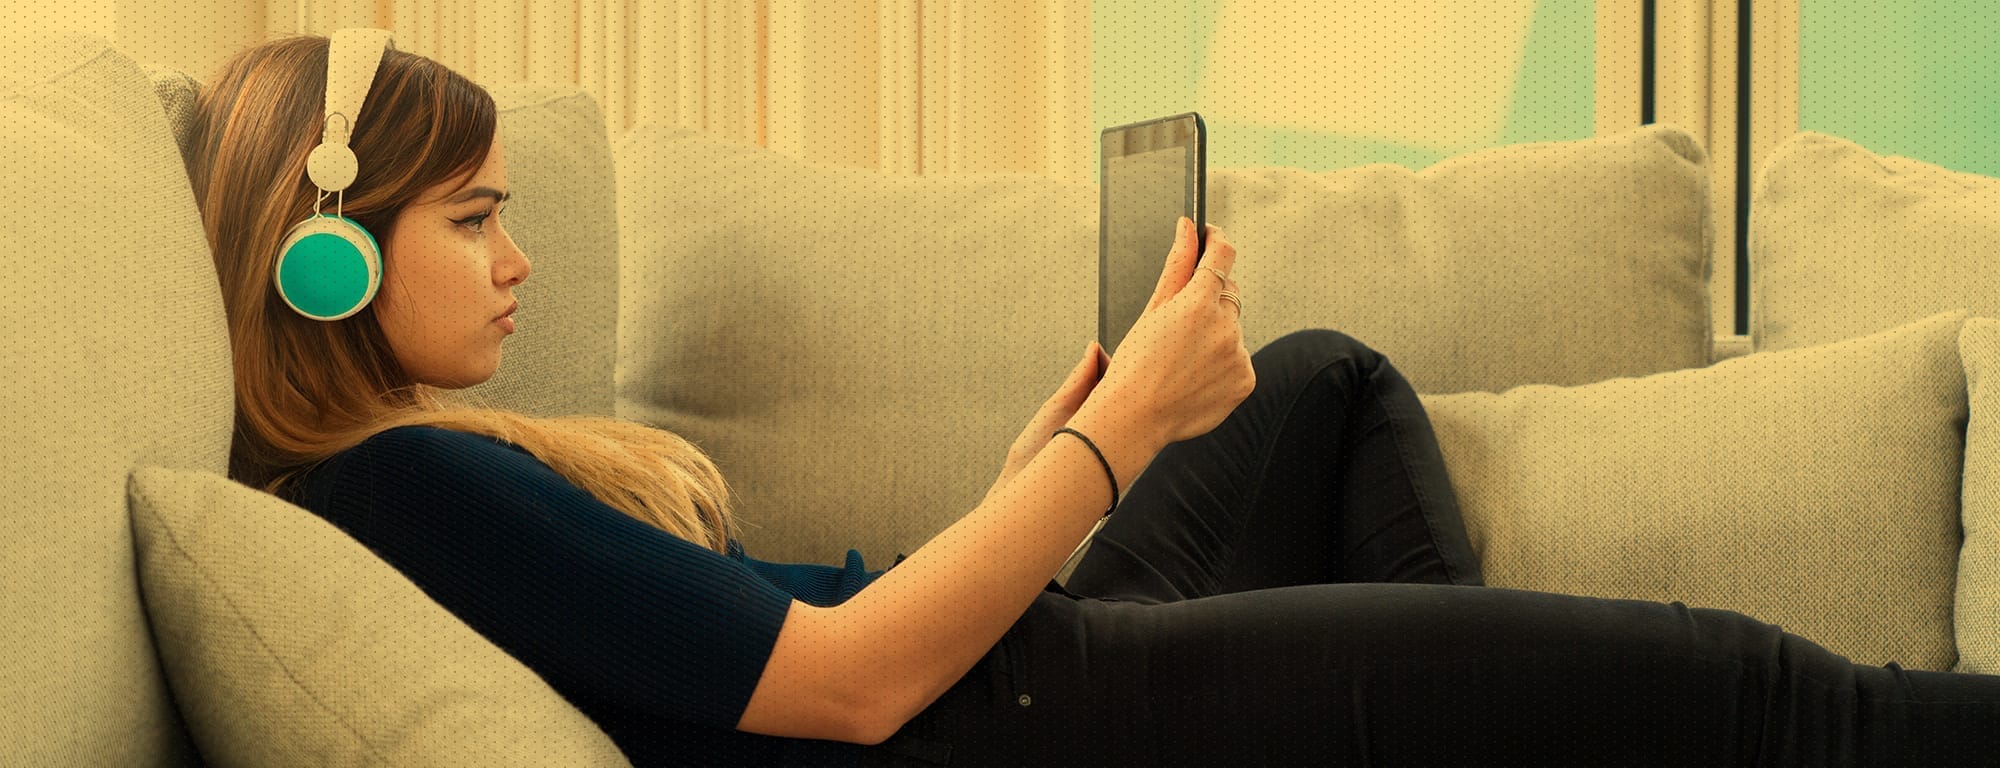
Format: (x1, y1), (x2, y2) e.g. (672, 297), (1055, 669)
(181, 34), (742, 553)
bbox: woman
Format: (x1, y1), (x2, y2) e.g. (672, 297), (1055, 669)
(184, 35), (2000, 766)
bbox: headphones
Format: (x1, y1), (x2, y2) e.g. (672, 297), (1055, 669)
(273, 28), (395, 321)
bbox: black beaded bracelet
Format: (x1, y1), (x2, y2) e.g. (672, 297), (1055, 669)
(1052, 427), (1118, 516)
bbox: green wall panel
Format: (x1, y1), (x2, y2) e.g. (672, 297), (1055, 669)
(1801, 0), (1999, 177)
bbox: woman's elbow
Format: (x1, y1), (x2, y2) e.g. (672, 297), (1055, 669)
(738, 600), (911, 745)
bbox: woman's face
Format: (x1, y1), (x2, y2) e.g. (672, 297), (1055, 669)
(374, 133), (531, 388)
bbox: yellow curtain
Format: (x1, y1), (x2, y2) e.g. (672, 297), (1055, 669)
(276, 0), (1090, 180)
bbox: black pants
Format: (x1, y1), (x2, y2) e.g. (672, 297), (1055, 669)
(861, 329), (2000, 766)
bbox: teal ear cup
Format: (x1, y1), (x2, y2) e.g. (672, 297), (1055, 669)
(274, 213), (382, 321)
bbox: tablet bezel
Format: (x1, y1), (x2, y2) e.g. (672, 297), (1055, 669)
(1098, 112), (1206, 357)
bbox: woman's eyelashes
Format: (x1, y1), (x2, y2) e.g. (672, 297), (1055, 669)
(454, 205), (506, 234)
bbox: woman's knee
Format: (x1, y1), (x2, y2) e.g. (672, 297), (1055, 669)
(1255, 329), (1389, 382)
(1236, 330), (1399, 417)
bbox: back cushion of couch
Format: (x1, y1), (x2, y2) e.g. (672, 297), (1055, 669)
(0, 33), (228, 765)
(1751, 131), (2000, 352)
(1217, 123), (1714, 394)
(463, 83), (621, 419)
(612, 123), (1713, 565)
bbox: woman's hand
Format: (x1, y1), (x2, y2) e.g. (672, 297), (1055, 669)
(982, 215), (1250, 504)
(1078, 216), (1253, 447)
(981, 340), (1111, 505)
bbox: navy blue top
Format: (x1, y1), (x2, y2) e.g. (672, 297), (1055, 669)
(279, 424), (895, 766)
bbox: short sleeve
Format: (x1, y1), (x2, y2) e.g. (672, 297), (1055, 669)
(298, 425), (796, 731)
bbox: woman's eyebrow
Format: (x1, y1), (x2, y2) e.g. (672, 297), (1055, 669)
(448, 186), (511, 204)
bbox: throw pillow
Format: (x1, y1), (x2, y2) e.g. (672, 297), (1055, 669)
(129, 465), (631, 767)
(1955, 317), (2000, 674)
(1417, 308), (1969, 671)
(1751, 131), (2000, 352)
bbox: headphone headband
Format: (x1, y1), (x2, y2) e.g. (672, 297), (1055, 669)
(306, 28), (394, 193)
(277, 27), (395, 323)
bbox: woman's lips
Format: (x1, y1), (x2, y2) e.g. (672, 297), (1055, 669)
(495, 300), (518, 333)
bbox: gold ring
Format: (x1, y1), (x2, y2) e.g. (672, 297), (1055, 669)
(1201, 266), (1230, 284)
(1218, 290), (1241, 316)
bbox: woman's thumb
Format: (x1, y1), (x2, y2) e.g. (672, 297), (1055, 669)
(1069, 342), (1102, 387)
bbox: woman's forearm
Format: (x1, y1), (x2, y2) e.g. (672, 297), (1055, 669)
(833, 399), (1164, 736)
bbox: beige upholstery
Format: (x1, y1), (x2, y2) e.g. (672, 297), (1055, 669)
(1419, 309), (1969, 671)
(1955, 317), (2000, 674)
(463, 83), (621, 419)
(0, 33), (225, 765)
(1215, 123), (1716, 394)
(1751, 131), (2000, 352)
(611, 123), (1715, 566)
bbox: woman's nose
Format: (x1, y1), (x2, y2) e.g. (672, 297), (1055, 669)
(502, 235), (531, 286)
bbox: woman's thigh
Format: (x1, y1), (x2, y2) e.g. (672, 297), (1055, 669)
(1065, 328), (1481, 604)
(880, 582), (1777, 766)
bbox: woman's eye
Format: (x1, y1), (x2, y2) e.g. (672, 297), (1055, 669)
(457, 212), (492, 233)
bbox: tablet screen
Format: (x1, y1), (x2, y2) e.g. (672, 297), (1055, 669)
(1100, 113), (1204, 357)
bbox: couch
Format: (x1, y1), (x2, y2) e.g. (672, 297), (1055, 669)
(9, 33), (2000, 765)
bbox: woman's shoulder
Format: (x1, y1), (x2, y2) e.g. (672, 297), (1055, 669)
(283, 425), (536, 508)
(361, 424), (529, 456)
(346, 425), (548, 484)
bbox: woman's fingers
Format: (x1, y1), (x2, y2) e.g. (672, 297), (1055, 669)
(1185, 227), (1236, 305)
(1150, 216), (1200, 311)
(1150, 219), (1238, 314)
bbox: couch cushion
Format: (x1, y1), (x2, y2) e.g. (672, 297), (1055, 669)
(1215, 123), (1715, 394)
(1751, 131), (2000, 352)
(610, 123), (1713, 565)
(1417, 309), (1968, 671)
(464, 84), (620, 418)
(141, 61), (200, 157)
(129, 466), (632, 767)
(1953, 317), (2000, 674)
(611, 125), (1100, 565)
(0, 33), (229, 764)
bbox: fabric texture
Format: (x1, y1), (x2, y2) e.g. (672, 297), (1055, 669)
(457, 83), (621, 419)
(1956, 317), (2000, 674)
(278, 424), (881, 766)
(128, 465), (632, 767)
(610, 122), (1713, 565)
(1416, 309), (1969, 672)
(1750, 131), (2000, 352)
(0, 32), (227, 766)
(141, 61), (201, 154)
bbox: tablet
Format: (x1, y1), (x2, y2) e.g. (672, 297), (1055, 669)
(1099, 112), (1206, 357)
